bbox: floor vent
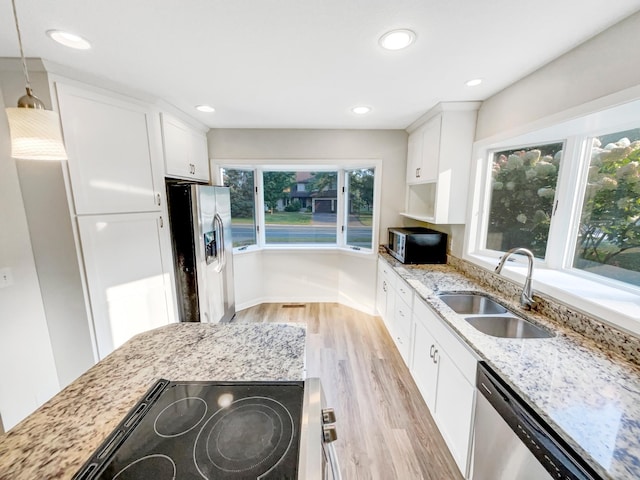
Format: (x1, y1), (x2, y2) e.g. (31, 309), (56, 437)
(282, 304), (306, 309)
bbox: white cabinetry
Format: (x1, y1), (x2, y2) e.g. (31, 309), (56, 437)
(406, 114), (441, 184)
(160, 113), (210, 182)
(78, 213), (173, 358)
(56, 83), (162, 215)
(376, 258), (413, 365)
(402, 102), (480, 224)
(55, 81), (176, 359)
(411, 297), (477, 477)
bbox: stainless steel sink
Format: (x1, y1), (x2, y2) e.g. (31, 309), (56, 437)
(465, 316), (554, 339)
(438, 294), (507, 315)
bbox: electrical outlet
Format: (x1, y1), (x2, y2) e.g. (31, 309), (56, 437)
(0, 268), (13, 288)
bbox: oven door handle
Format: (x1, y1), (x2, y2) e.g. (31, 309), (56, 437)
(325, 440), (342, 480)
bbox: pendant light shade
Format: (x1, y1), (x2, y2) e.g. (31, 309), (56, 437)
(6, 107), (68, 160)
(5, 0), (68, 161)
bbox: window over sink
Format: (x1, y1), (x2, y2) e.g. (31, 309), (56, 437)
(467, 96), (640, 333)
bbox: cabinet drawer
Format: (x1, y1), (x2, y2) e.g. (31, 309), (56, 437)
(414, 297), (478, 384)
(377, 258), (397, 290)
(395, 278), (414, 309)
(394, 296), (412, 337)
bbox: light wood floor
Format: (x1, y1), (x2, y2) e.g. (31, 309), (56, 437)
(233, 303), (463, 480)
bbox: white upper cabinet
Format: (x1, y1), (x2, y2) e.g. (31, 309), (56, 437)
(160, 113), (210, 182)
(55, 83), (162, 215)
(406, 114), (441, 184)
(403, 102), (480, 224)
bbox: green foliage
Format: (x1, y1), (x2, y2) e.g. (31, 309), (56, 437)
(348, 168), (374, 213)
(487, 143), (563, 258)
(263, 171), (296, 211)
(222, 169), (255, 219)
(576, 136), (640, 269)
(284, 200), (302, 212)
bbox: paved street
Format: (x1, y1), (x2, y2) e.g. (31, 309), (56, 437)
(231, 224), (372, 247)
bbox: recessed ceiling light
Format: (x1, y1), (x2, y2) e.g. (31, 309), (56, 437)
(379, 29), (416, 51)
(195, 105), (215, 113)
(46, 30), (91, 50)
(351, 105), (372, 115)
(465, 78), (483, 87)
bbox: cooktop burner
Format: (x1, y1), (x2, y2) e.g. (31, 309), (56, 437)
(75, 380), (304, 480)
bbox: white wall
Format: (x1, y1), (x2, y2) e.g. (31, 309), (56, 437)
(208, 129), (407, 313)
(0, 65), (95, 389)
(0, 86), (60, 430)
(476, 11), (640, 141)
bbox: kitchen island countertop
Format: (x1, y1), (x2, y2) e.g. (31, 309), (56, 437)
(0, 322), (306, 480)
(379, 251), (640, 480)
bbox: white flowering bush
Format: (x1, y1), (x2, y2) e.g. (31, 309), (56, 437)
(486, 143), (563, 257)
(575, 135), (640, 278)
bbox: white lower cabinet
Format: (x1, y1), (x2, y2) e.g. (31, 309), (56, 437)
(78, 212), (174, 359)
(411, 297), (477, 477)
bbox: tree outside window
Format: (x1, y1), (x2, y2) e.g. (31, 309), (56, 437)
(485, 143), (563, 258)
(573, 129), (640, 285)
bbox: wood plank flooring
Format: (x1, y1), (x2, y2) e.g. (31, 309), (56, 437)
(233, 303), (463, 480)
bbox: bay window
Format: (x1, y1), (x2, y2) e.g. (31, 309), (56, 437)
(221, 165), (378, 252)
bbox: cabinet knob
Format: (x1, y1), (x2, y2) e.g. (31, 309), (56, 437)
(323, 424), (338, 443)
(322, 408), (336, 424)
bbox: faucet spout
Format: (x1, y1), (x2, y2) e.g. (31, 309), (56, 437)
(495, 247), (536, 310)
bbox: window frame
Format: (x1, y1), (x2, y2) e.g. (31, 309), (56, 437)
(218, 161), (381, 255)
(465, 96), (640, 333)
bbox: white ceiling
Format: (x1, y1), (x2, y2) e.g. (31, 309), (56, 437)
(1, 0), (639, 129)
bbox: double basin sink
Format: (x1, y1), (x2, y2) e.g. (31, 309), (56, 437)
(437, 293), (554, 339)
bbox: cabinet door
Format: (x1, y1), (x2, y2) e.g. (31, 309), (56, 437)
(161, 113), (210, 182)
(406, 128), (423, 184)
(434, 349), (475, 475)
(78, 212), (173, 359)
(56, 83), (161, 215)
(410, 317), (439, 411)
(419, 114), (441, 183)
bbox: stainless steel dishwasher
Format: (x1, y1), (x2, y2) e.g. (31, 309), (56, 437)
(471, 362), (602, 480)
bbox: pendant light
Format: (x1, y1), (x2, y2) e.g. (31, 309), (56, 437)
(5, 0), (67, 160)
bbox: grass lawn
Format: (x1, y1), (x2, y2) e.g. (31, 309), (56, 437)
(354, 213), (373, 226)
(264, 212), (312, 225)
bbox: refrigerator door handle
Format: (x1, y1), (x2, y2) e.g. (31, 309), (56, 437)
(214, 213), (225, 273)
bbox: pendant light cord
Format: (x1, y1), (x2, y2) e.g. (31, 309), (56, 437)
(10, 0), (31, 90)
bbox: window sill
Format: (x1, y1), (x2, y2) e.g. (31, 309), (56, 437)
(233, 245), (376, 257)
(466, 253), (640, 336)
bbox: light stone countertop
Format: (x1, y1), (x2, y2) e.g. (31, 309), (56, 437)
(0, 322), (306, 480)
(380, 252), (640, 480)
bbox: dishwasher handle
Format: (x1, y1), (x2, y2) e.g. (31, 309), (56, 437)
(476, 362), (602, 480)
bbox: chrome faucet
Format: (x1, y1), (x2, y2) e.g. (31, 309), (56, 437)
(495, 247), (536, 310)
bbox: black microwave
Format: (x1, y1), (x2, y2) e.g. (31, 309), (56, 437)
(387, 227), (447, 264)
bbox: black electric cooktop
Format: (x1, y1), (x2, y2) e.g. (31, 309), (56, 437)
(74, 379), (305, 480)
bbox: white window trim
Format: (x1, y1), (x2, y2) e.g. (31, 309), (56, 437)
(464, 96), (640, 335)
(219, 160), (382, 256)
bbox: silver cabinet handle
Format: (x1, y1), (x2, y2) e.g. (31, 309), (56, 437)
(382, 281), (387, 292)
(433, 349), (439, 364)
(159, 216), (163, 228)
(156, 193), (161, 205)
(416, 167), (421, 178)
(429, 344), (435, 358)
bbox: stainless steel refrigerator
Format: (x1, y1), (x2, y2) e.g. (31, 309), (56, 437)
(166, 183), (235, 323)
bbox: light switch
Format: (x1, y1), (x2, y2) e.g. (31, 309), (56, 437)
(0, 268), (13, 288)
